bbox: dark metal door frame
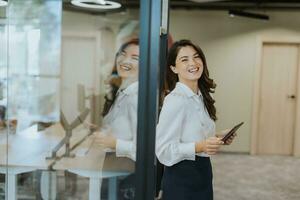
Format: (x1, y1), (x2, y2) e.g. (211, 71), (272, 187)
(135, 0), (171, 199)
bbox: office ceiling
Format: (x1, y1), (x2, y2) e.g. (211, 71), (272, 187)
(62, 0), (300, 15)
(1, 0), (300, 17)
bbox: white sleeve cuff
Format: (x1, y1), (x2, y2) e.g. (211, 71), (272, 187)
(116, 139), (136, 161)
(178, 142), (196, 160)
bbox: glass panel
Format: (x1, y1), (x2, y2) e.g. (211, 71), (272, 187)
(4, 0), (145, 198)
(7, 0), (61, 131)
(56, 11), (140, 200)
(0, 4), (8, 200)
(5, 0), (62, 199)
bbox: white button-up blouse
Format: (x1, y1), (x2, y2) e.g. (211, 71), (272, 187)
(156, 82), (216, 166)
(103, 81), (138, 161)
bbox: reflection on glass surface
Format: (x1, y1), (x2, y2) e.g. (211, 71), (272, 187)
(7, 0), (61, 132)
(0, 6), (8, 200)
(94, 39), (139, 199)
(0, 23), (7, 132)
(1, 0), (62, 200)
(99, 39), (139, 160)
(53, 37), (139, 200)
(1, 0), (141, 198)
(54, 14), (140, 199)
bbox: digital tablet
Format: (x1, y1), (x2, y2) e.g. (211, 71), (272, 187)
(221, 122), (244, 142)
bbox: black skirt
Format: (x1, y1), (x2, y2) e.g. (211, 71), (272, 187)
(162, 156), (213, 200)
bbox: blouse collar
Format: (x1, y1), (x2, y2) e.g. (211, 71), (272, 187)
(121, 81), (138, 95)
(176, 82), (202, 98)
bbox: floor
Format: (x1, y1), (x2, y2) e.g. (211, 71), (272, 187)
(212, 153), (300, 200)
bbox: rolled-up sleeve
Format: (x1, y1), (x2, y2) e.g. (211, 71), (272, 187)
(156, 95), (196, 166)
(115, 94), (138, 161)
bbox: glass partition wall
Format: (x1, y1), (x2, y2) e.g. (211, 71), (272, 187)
(1, 0), (165, 199)
(0, 4), (8, 200)
(4, 0), (63, 199)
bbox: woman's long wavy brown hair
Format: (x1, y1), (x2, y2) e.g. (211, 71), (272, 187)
(166, 39), (217, 121)
(102, 39), (139, 117)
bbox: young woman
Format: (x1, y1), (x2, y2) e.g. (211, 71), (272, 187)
(156, 39), (235, 200)
(94, 39), (139, 161)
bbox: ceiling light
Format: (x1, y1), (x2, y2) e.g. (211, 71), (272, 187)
(0, 0), (7, 7)
(228, 10), (269, 21)
(189, 0), (228, 2)
(71, 0), (121, 9)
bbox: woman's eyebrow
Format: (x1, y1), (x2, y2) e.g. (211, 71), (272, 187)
(132, 54), (139, 57)
(178, 55), (188, 60)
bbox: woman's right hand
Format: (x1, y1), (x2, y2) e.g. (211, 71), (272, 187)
(93, 131), (117, 149)
(196, 137), (224, 155)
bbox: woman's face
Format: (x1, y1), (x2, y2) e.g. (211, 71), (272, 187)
(116, 44), (139, 80)
(171, 45), (203, 83)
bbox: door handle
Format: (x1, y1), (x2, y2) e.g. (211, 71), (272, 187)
(287, 95), (296, 99)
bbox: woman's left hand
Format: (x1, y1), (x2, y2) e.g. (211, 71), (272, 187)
(217, 129), (237, 145)
(94, 131), (117, 149)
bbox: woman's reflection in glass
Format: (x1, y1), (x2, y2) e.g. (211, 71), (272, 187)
(93, 39), (139, 199)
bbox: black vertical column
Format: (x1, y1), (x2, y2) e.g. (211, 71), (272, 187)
(159, 0), (170, 94)
(135, 0), (162, 199)
(156, 0), (170, 197)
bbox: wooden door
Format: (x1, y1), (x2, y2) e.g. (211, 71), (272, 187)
(257, 43), (299, 155)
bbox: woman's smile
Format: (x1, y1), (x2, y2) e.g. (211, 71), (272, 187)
(120, 64), (132, 71)
(187, 66), (200, 74)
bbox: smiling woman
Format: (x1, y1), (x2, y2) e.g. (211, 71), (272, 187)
(165, 40), (217, 120)
(156, 39), (236, 200)
(170, 46), (204, 93)
(116, 42), (139, 80)
(102, 39), (139, 117)
(92, 39), (139, 199)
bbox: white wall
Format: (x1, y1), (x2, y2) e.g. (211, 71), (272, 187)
(62, 10), (139, 77)
(169, 10), (300, 153)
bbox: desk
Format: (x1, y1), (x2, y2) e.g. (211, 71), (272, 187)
(0, 166), (37, 200)
(0, 123), (134, 200)
(0, 125), (57, 199)
(52, 125), (135, 200)
(68, 169), (130, 200)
